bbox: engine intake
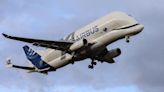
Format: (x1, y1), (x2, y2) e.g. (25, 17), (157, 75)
(102, 48), (121, 60)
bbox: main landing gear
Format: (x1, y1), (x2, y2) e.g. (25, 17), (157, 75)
(88, 59), (97, 69)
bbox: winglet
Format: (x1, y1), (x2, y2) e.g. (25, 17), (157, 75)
(2, 33), (10, 38)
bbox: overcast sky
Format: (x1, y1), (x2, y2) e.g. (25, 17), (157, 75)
(0, 0), (164, 92)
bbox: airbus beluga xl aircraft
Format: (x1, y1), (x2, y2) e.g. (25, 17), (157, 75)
(3, 12), (144, 74)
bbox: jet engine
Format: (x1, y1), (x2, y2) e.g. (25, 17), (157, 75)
(99, 48), (121, 62)
(69, 39), (88, 51)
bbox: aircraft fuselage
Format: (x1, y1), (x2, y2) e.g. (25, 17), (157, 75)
(46, 12), (144, 70)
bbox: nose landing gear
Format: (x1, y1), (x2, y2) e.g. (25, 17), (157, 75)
(88, 59), (97, 69)
(125, 36), (130, 43)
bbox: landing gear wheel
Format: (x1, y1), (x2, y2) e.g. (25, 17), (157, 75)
(125, 36), (130, 43)
(126, 39), (130, 43)
(88, 65), (94, 69)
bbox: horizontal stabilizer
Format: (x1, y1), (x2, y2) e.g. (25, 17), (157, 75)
(5, 59), (35, 70)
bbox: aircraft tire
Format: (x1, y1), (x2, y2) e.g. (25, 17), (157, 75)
(88, 65), (93, 69)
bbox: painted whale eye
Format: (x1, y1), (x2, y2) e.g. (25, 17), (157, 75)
(128, 14), (132, 17)
(103, 28), (107, 32)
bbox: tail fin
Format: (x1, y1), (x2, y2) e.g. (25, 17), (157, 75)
(23, 45), (50, 69)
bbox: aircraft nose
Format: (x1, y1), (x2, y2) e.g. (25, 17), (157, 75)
(131, 24), (144, 35)
(128, 24), (144, 35)
(137, 24), (144, 33)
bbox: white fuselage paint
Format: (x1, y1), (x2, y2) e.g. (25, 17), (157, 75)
(39, 12), (144, 69)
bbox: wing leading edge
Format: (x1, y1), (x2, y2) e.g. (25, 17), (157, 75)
(2, 33), (74, 51)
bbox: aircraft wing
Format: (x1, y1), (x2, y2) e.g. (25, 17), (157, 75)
(2, 33), (74, 51)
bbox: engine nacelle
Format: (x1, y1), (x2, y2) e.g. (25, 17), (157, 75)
(103, 48), (121, 60)
(69, 39), (88, 51)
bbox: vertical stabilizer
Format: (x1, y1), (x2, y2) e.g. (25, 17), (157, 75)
(23, 45), (50, 69)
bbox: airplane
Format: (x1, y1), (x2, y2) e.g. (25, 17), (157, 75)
(2, 12), (144, 75)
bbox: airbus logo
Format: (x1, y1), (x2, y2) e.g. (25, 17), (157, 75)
(75, 26), (99, 41)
